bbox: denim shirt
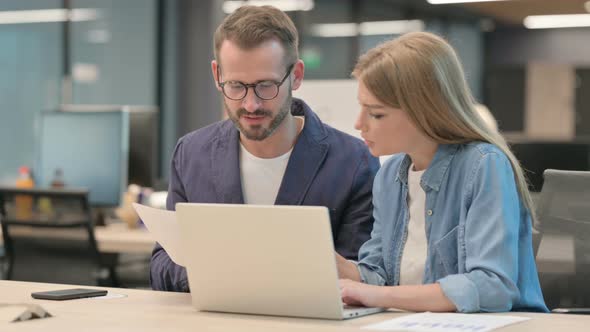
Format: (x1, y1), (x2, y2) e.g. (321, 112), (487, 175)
(357, 143), (548, 313)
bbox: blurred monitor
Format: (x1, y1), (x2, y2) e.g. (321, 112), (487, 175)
(37, 110), (129, 206)
(128, 109), (159, 188)
(510, 142), (590, 192)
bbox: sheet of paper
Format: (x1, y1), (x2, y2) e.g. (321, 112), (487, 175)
(363, 312), (530, 332)
(0, 305), (30, 323)
(0, 303), (51, 323)
(132, 203), (185, 266)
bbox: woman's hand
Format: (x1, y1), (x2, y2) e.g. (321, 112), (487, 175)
(339, 278), (382, 307)
(339, 280), (456, 312)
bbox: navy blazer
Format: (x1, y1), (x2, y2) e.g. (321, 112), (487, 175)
(150, 98), (380, 292)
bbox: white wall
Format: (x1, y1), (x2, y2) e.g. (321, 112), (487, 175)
(525, 62), (576, 140)
(294, 79), (391, 164)
(294, 79), (360, 138)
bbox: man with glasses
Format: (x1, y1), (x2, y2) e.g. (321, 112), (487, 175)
(150, 5), (380, 292)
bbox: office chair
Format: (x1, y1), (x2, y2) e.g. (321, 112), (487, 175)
(510, 142), (590, 192)
(535, 169), (590, 312)
(532, 224), (542, 259)
(0, 187), (118, 286)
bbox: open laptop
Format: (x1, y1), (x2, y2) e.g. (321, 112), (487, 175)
(175, 203), (385, 320)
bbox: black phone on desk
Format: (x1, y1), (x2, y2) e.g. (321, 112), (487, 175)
(31, 288), (107, 301)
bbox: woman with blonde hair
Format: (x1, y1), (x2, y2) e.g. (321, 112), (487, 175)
(336, 32), (548, 313)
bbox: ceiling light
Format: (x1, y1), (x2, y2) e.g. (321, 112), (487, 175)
(0, 9), (99, 24)
(311, 20), (424, 38)
(427, 0), (509, 4)
(223, 0), (314, 14)
(359, 20), (424, 35)
(310, 23), (357, 38)
(69, 9), (99, 21)
(524, 14), (590, 29)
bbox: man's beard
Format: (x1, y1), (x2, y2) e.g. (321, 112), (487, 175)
(225, 92), (292, 141)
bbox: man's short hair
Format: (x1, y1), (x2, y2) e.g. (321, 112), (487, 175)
(214, 5), (299, 66)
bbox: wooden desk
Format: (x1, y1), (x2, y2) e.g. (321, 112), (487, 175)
(94, 223), (155, 254)
(0, 223), (155, 254)
(1, 280), (589, 332)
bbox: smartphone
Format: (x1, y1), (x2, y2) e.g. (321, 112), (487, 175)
(31, 288), (108, 301)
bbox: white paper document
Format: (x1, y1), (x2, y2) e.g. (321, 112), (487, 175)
(132, 203), (185, 266)
(0, 303), (51, 323)
(363, 312), (530, 332)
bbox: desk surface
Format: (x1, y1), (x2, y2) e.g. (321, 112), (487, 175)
(1, 280), (589, 332)
(0, 223), (155, 254)
(94, 223), (155, 254)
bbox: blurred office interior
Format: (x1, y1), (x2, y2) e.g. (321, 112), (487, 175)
(0, 0), (589, 306)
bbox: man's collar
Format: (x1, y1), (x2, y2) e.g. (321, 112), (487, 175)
(289, 98), (328, 143)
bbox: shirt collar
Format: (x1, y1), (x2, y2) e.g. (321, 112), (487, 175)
(396, 144), (460, 191)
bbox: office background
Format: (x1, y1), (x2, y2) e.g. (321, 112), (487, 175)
(3, 0), (589, 189)
(0, 0), (589, 306)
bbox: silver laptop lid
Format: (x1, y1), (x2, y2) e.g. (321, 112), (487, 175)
(176, 203), (345, 319)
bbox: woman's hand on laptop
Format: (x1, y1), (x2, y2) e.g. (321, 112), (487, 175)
(340, 280), (458, 312)
(339, 279), (381, 307)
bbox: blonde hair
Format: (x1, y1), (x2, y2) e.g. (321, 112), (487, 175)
(353, 32), (535, 219)
(214, 5), (299, 66)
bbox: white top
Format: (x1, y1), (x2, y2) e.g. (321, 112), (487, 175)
(239, 143), (292, 205)
(399, 164), (427, 285)
(239, 117), (304, 205)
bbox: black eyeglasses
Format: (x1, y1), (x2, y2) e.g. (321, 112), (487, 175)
(217, 64), (294, 101)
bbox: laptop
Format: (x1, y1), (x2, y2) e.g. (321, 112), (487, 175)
(175, 203), (385, 320)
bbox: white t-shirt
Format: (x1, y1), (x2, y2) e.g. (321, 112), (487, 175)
(239, 117), (304, 205)
(239, 143), (292, 205)
(399, 164), (427, 285)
